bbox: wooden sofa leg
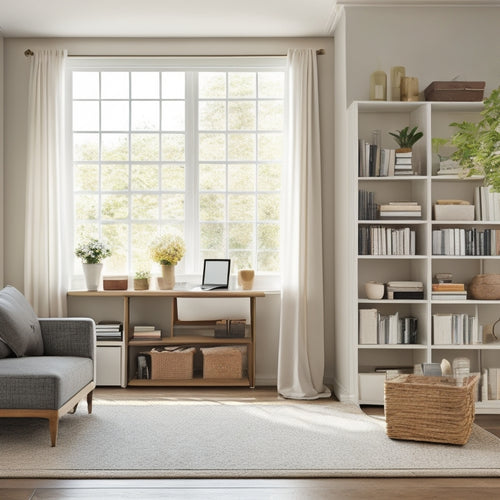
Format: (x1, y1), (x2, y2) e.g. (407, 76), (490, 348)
(49, 414), (59, 447)
(87, 390), (93, 414)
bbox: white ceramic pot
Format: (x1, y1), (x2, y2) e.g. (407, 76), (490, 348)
(82, 263), (103, 291)
(365, 281), (385, 300)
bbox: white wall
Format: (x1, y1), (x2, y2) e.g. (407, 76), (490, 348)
(3, 37), (335, 386)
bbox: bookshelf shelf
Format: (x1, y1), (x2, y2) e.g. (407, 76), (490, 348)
(336, 100), (500, 413)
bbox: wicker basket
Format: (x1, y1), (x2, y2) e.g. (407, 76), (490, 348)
(384, 374), (479, 445)
(201, 346), (242, 379)
(148, 347), (195, 380)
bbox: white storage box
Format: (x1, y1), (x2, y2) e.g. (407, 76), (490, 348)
(358, 373), (386, 404)
(433, 204), (475, 221)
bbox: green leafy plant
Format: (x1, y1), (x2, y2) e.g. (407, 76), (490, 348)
(135, 270), (151, 279)
(389, 126), (423, 149)
(75, 239), (111, 264)
(450, 87), (500, 191)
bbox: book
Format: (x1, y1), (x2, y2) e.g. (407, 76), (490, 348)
(431, 283), (465, 291)
(359, 309), (378, 345)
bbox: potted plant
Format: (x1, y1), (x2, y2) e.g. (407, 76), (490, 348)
(134, 270), (151, 291)
(449, 87), (500, 191)
(389, 125), (424, 152)
(75, 239), (112, 291)
(149, 233), (186, 290)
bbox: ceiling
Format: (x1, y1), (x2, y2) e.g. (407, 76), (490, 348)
(0, 1), (497, 38)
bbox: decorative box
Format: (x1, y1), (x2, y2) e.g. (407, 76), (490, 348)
(148, 347), (195, 380)
(433, 204), (475, 221)
(201, 346), (242, 379)
(103, 276), (129, 290)
(424, 81), (485, 102)
(385, 374), (479, 445)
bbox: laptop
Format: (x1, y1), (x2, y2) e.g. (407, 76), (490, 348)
(200, 259), (231, 290)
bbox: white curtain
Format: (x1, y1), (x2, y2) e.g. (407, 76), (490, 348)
(24, 49), (69, 317)
(277, 49), (331, 400)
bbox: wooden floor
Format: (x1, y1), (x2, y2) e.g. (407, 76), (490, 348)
(1, 386), (500, 499)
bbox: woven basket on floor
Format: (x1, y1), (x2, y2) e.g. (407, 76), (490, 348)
(201, 346), (242, 379)
(384, 374), (479, 445)
(148, 347), (195, 380)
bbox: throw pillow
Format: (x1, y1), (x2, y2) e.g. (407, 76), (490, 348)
(0, 286), (43, 357)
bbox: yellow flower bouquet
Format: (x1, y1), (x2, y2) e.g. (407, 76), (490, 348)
(149, 233), (186, 266)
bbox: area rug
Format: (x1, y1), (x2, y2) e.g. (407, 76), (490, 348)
(1, 400), (500, 478)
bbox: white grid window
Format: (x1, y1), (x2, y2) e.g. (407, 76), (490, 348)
(69, 58), (286, 279)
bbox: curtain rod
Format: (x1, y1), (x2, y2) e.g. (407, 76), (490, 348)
(24, 48), (324, 57)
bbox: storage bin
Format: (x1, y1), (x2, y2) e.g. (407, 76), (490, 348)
(384, 374), (479, 445)
(103, 276), (128, 290)
(424, 81), (485, 102)
(201, 346), (242, 379)
(148, 347), (195, 380)
(433, 204), (475, 221)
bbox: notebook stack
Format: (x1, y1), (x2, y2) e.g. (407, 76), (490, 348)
(386, 281), (424, 300)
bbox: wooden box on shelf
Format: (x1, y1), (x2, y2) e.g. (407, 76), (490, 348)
(148, 347), (195, 380)
(103, 276), (128, 290)
(424, 81), (485, 102)
(201, 346), (243, 379)
(385, 374), (479, 445)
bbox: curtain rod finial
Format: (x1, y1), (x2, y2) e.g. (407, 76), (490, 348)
(316, 49), (325, 56)
(24, 49), (34, 57)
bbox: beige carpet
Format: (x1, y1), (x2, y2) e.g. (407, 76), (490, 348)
(1, 400), (500, 478)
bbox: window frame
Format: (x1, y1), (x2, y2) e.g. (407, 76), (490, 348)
(66, 57), (287, 289)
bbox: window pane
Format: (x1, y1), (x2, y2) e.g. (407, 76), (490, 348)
(162, 72), (185, 99)
(228, 133), (255, 161)
(229, 251), (253, 272)
(200, 164), (226, 191)
(102, 224), (128, 274)
(258, 101), (283, 131)
(228, 101), (256, 130)
(74, 164), (99, 191)
(257, 251), (279, 272)
(199, 133), (225, 161)
(161, 165), (185, 191)
(102, 194), (129, 219)
(74, 133), (99, 161)
(229, 222), (253, 249)
(200, 222), (225, 250)
(132, 194), (159, 220)
(161, 194), (184, 220)
(75, 194), (98, 220)
(229, 72), (256, 98)
(161, 101), (185, 131)
(199, 101), (226, 130)
(228, 164), (255, 192)
(132, 101), (160, 130)
(131, 133), (159, 161)
(102, 164), (129, 191)
(258, 133), (283, 161)
(101, 133), (129, 161)
(258, 72), (285, 98)
(228, 194), (255, 221)
(73, 72), (99, 99)
(101, 72), (129, 99)
(258, 194), (280, 221)
(200, 193), (225, 221)
(131, 72), (159, 99)
(132, 165), (159, 190)
(101, 101), (129, 131)
(257, 222), (280, 249)
(132, 223), (158, 271)
(199, 72), (226, 98)
(161, 134), (185, 161)
(257, 163), (281, 191)
(73, 101), (99, 131)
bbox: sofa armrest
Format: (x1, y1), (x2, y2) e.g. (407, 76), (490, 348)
(39, 318), (95, 359)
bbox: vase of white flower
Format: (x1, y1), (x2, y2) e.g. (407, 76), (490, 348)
(149, 233), (186, 290)
(75, 239), (112, 291)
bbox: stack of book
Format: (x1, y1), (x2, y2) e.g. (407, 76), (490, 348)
(386, 281), (424, 300)
(378, 201), (422, 219)
(432, 313), (481, 344)
(431, 282), (467, 301)
(394, 150), (413, 176)
(132, 325), (162, 340)
(96, 321), (123, 341)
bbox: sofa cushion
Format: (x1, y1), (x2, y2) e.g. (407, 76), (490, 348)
(0, 340), (13, 359)
(0, 356), (93, 409)
(0, 286), (43, 357)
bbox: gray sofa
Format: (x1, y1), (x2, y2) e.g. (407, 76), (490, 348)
(0, 286), (96, 446)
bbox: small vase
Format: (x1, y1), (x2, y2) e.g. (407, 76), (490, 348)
(238, 269), (255, 290)
(82, 263), (103, 291)
(133, 278), (150, 291)
(160, 264), (176, 290)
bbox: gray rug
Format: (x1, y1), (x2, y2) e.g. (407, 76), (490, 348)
(1, 400), (500, 478)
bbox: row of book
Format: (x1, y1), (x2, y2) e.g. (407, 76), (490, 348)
(96, 321), (123, 341)
(475, 186), (500, 221)
(432, 313), (482, 345)
(358, 190), (377, 220)
(358, 140), (415, 177)
(432, 228), (500, 256)
(359, 309), (418, 345)
(358, 226), (416, 256)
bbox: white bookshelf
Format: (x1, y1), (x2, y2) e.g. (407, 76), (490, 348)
(335, 100), (500, 414)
